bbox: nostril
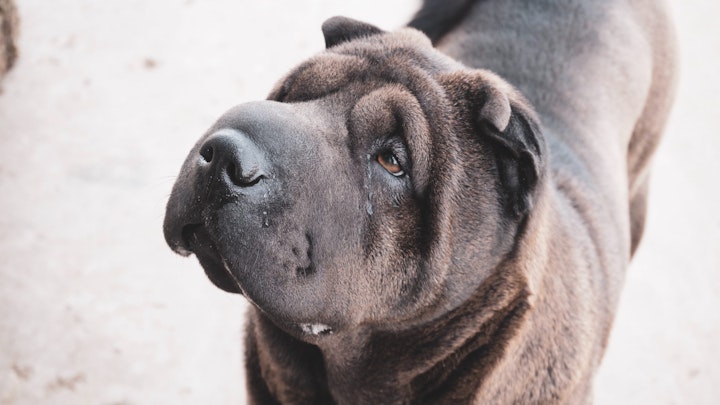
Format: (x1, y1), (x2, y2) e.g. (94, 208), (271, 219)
(200, 145), (214, 163)
(228, 161), (263, 187)
(198, 130), (267, 189)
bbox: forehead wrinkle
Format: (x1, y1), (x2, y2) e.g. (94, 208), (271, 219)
(271, 35), (461, 194)
(270, 53), (368, 102)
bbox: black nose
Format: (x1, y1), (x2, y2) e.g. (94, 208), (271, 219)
(198, 129), (266, 189)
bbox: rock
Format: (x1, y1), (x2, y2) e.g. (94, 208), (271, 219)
(0, 0), (19, 78)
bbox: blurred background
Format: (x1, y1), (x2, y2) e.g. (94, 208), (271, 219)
(0, 1), (717, 404)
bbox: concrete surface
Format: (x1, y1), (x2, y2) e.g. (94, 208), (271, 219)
(0, 1), (717, 404)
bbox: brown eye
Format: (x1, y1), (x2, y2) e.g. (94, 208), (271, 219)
(377, 151), (405, 177)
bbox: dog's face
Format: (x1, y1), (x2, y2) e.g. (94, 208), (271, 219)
(164, 17), (544, 341)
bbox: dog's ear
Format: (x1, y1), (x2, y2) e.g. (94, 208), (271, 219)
(322, 16), (384, 48)
(440, 71), (545, 218)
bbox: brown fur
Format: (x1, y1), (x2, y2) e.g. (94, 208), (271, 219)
(164, 1), (678, 403)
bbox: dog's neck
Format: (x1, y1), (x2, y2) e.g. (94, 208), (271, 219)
(326, 266), (531, 404)
(249, 262), (532, 404)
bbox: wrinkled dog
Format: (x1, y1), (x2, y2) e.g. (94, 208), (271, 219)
(164, 0), (677, 403)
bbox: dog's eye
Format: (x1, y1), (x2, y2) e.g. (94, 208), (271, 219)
(377, 151), (405, 177)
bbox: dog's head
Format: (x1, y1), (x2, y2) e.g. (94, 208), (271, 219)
(164, 17), (545, 341)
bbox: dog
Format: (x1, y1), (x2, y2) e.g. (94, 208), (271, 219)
(164, 0), (677, 403)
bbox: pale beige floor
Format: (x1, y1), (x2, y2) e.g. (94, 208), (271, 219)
(0, 1), (717, 404)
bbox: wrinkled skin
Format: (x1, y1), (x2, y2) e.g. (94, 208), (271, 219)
(164, 0), (677, 402)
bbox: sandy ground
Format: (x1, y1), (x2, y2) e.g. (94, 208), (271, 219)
(0, 1), (718, 404)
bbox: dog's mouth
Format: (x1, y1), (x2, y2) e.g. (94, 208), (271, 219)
(181, 224), (243, 294)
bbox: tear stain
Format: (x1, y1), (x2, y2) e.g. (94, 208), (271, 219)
(299, 323), (333, 335)
(365, 154), (374, 216)
(261, 191), (270, 228)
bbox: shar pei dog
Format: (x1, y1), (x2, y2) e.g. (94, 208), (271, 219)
(164, 0), (677, 403)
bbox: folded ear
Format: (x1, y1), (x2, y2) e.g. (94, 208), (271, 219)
(321, 16), (384, 48)
(440, 71), (545, 218)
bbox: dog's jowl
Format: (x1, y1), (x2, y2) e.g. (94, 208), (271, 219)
(164, 1), (677, 403)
